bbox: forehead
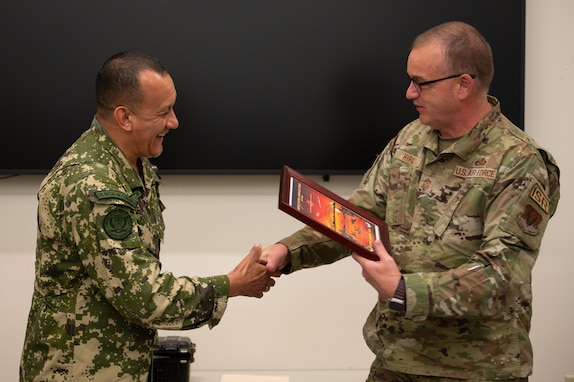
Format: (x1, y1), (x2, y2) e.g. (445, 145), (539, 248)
(407, 44), (446, 77)
(138, 70), (177, 108)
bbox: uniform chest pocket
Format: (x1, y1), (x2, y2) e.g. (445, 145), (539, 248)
(433, 181), (482, 239)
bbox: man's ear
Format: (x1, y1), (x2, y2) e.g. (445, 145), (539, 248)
(458, 73), (475, 99)
(113, 106), (133, 132)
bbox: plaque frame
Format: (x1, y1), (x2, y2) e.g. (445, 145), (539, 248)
(278, 165), (390, 261)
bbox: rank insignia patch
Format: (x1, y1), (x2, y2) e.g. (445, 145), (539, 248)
(103, 209), (133, 240)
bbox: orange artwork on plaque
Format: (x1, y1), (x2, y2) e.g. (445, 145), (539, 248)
(290, 178), (377, 251)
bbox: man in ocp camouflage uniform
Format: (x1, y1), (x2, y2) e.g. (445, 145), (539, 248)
(20, 52), (276, 382)
(261, 22), (560, 381)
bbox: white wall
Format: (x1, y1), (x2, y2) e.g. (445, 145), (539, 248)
(523, 0), (574, 379)
(2, 0), (573, 380)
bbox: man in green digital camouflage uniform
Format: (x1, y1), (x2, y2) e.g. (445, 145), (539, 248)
(262, 22), (560, 381)
(20, 52), (276, 382)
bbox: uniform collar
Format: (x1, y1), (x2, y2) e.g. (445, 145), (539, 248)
(91, 116), (161, 191)
(425, 96), (502, 160)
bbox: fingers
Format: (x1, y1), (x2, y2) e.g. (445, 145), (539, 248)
(351, 240), (401, 298)
(248, 243), (263, 259)
(247, 246), (278, 298)
(260, 274), (276, 296)
(352, 240), (387, 264)
(352, 252), (367, 266)
(250, 276), (276, 299)
(228, 243), (283, 298)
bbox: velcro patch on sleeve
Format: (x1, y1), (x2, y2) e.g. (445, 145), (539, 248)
(103, 209), (133, 240)
(529, 182), (549, 214)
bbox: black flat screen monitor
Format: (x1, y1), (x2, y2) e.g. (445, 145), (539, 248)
(1, 0), (524, 175)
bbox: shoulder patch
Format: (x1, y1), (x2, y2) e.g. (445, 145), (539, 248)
(103, 209), (133, 240)
(517, 204), (542, 236)
(529, 182), (549, 214)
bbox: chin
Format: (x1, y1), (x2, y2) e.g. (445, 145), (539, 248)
(418, 116), (430, 126)
(151, 143), (164, 158)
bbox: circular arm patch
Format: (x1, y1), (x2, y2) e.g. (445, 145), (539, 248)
(103, 209), (133, 240)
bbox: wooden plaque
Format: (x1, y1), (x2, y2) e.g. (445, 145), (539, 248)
(279, 165), (390, 261)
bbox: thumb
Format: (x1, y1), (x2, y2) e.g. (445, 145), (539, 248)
(265, 260), (285, 276)
(372, 240), (386, 259)
(353, 240), (385, 264)
(248, 243), (263, 261)
(372, 239), (394, 262)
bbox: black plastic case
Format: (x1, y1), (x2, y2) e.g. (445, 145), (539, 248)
(149, 336), (196, 382)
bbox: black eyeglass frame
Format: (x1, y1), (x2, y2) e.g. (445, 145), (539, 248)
(408, 73), (476, 92)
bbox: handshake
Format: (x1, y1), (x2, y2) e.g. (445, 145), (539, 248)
(226, 243), (290, 298)
(226, 239), (395, 299)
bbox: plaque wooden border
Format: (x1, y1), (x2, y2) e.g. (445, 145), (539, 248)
(278, 165), (390, 261)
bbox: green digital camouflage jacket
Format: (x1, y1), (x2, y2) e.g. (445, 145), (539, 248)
(20, 117), (229, 382)
(279, 98), (560, 379)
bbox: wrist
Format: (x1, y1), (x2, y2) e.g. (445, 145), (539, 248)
(388, 276), (406, 312)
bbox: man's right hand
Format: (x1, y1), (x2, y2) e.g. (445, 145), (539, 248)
(227, 243), (276, 298)
(259, 243), (290, 276)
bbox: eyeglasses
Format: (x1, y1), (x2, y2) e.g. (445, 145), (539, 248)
(408, 73), (475, 92)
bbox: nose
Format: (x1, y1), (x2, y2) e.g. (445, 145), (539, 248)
(167, 108), (179, 129)
(406, 81), (420, 100)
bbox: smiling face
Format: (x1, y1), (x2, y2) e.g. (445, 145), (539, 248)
(122, 70), (179, 166)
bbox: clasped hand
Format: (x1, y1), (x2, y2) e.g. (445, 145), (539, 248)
(227, 243), (278, 298)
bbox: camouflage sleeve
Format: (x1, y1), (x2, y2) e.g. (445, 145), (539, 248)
(65, 175), (228, 330)
(347, 146), (390, 218)
(405, 151), (559, 319)
(279, 226), (350, 272)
